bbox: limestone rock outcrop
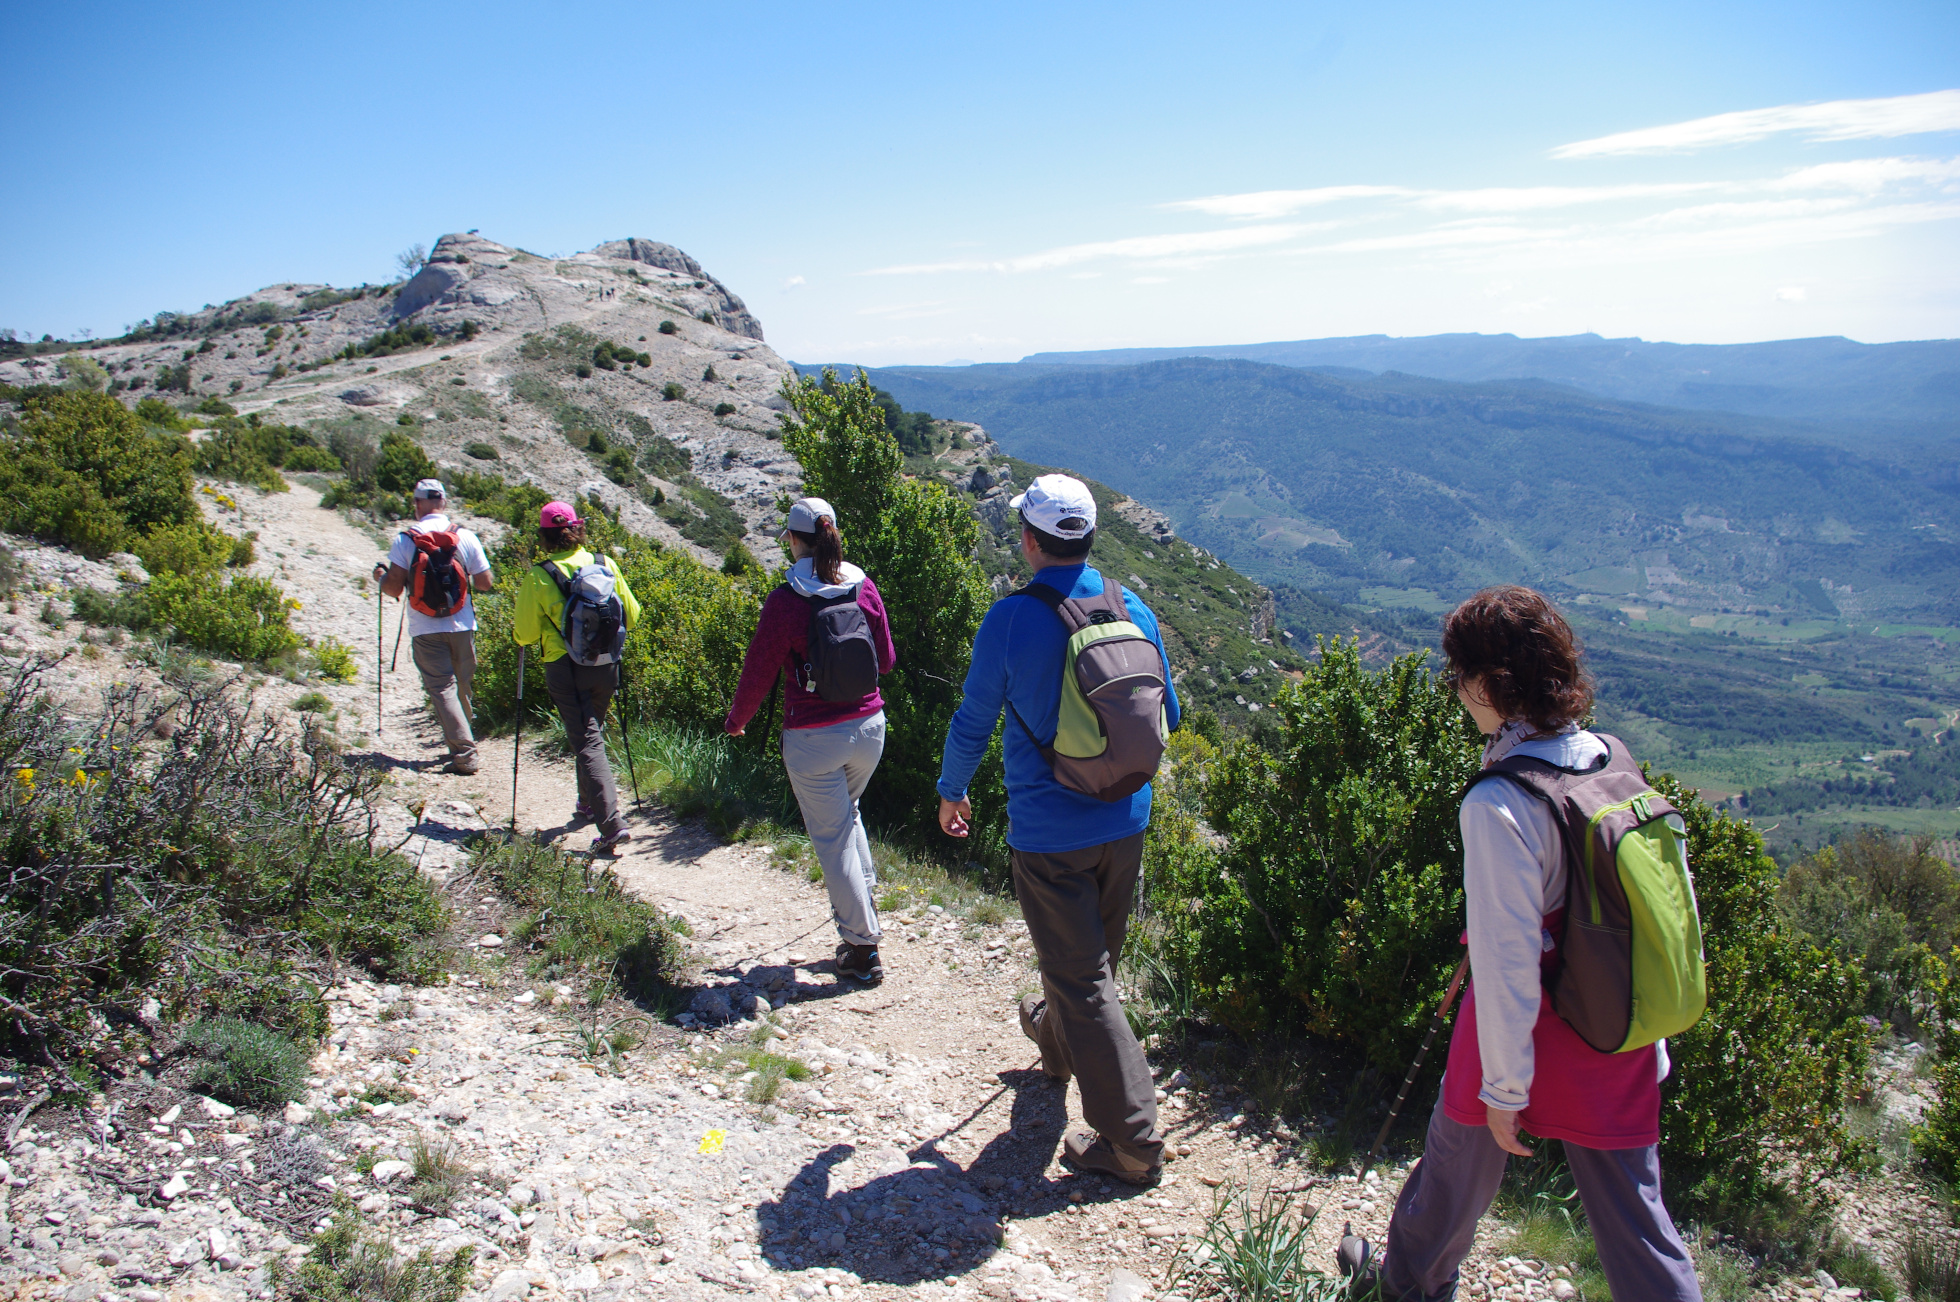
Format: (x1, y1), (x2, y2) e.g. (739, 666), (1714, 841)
(591, 238), (765, 340)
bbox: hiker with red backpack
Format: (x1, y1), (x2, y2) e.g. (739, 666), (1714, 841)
(935, 474), (1179, 1187)
(1354, 586), (1705, 1302)
(371, 479), (494, 775)
(724, 498), (897, 983)
(514, 502), (643, 854)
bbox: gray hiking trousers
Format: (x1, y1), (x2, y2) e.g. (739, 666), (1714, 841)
(544, 657), (624, 837)
(781, 712), (886, 947)
(410, 631), (478, 770)
(1012, 833), (1163, 1164)
(1382, 1095), (1702, 1301)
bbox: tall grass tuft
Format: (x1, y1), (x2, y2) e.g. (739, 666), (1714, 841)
(620, 725), (799, 836)
(1169, 1187), (1344, 1302)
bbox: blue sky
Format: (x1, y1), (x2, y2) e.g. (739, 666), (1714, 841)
(5, 0), (1956, 364)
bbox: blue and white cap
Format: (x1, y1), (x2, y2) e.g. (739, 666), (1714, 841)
(783, 497), (836, 534)
(1010, 474), (1096, 539)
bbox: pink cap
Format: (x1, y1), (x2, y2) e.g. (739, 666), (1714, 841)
(539, 501), (581, 528)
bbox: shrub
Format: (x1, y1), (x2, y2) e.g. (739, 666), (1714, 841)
(658, 320), (678, 335)
(288, 1197), (473, 1302)
(638, 435), (691, 481)
(229, 531), (256, 567)
(192, 422), (290, 492)
(337, 322), (434, 360)
(154, 363), (192, 393)
(291, 691), (333, 714)
(1778, 830), (1960, 1032)
(714, 402), (736, 417)
(147, 571), (303, 661)
(662, 382), (684, 401)
(134, 397), (191, 431)
(374, 432), (435, 493)
(0, 391), (196, 557)
(311, 637), (359, 682)
(196, 397), (238, 416)
(586, 429), (608, 455)
(603, 448), (636, 485)
(182, 1016), (309, 1108)
(1158, 639), (1481, 1064)
(282, 445), (341, 472)
(133, 519), (235, 576)
(463, 441), (499, 461)
(58, 353), (109, 392)
(703, 365), (718, 382)
(779, 369), (993, 843)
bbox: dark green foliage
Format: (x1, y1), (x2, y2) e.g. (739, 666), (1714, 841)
(586, 429), (608, 455)
(662, 382), (684, 401)
(374, 432), (435, 493)
(0, 390), (195, 557)
(714, 402), (736, 417)
(591, 341), (652, 371)
(196, 397), (238, 416)
(282, 445), (341, 472)
(134, 397), (191, 430)
(182, 1016), (308, 1107)
(869, 385), (938, 455)
(1777, 831), (1960, 1031)
(193, 418), (326, 492)
(458, 319), (479, 341)
(702, 365), (717, 382)
(472, 837), (688, 1003)
(603, 447), (635, 485)
(658, 320), (678, 335)
(0, 659), (449, 1073)
(780, 369), (993, 843)
(1158, 639), (1482, 1063)
(132, 519), (236, 576)
(153, 363), (192, 393)
(287, 1197), (473, 1302)
(336, 323), (435, 361)
(721, 542), (761, 577)
(463, 442), (499, 461)
(1647, 771), (1870, 1193)
(143, 571), (303, 661)
(637, 435), (691, 481)
(655, 482), (748, 553)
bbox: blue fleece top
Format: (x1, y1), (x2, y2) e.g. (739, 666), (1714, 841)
(937, 563), (1181, 853)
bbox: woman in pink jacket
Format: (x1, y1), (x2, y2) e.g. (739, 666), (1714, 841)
(725, 498), (897, 984)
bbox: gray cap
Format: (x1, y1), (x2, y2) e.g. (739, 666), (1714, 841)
(413, 478), (447, 500)
(783, 497), (836, 534)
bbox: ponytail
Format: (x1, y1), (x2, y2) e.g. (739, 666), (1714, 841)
(791, 517), (844, 585)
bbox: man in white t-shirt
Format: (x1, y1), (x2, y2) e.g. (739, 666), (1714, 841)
(371, 479), (494, 774)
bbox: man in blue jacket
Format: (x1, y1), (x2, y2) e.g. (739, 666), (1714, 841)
(937, 473), (1180, 1186)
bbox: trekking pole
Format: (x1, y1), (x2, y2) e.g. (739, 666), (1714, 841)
(389, 598), (407, 672)
(375, 587), (385, 737)
(509, 646), (526, 836)
(1359, 953), (1471, 1182)
(616, 658), (643, 808)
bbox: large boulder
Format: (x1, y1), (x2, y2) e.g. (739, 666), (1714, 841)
(591, 238), (765, 341)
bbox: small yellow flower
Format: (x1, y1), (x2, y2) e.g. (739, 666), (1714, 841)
(698, 1129), (726, 1155)
(285, 598), (303, 611)
(13, 768), (34, 789)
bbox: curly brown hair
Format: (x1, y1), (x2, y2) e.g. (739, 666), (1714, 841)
(1441, 585), (1594, 732)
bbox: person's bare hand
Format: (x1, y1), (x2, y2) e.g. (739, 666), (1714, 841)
(1487, 1108), (1533, 1157)
(938, 796), (972, 838)
(725, 723), (745, 737)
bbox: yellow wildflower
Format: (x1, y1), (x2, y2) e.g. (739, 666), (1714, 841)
(13, 768), (33, 790)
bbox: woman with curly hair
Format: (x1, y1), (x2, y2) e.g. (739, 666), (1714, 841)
(1367, 585), (1702, 1302)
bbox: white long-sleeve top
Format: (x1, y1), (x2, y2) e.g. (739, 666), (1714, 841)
(1463, 721), (1670, 1112)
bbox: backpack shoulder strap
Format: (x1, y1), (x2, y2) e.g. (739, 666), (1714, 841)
(534, 557), (575, 600)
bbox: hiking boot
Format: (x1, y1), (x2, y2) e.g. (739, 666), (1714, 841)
(1019, 995), (1071, 1083)
(1061, 1130), (1160, 1186)
(835, 943), (884, 982)
(590, 827), (633, 854)
(569, 801), (597, 827)
(443, 758), (480, 776)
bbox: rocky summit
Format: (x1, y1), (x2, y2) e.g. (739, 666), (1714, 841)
(0, 233), (802, 557)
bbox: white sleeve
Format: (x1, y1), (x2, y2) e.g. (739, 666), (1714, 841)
(1461, 782), (1556, 1112)
(461, 530), (491, 576)
(386, 532), (413, 570)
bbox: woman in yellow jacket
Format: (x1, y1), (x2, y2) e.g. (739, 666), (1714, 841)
(513, 502), (643, 852)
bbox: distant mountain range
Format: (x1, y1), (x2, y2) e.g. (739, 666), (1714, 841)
(1013, 332), (1960, 441)
(826, 357), (1960, 626)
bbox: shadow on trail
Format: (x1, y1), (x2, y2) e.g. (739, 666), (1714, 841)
(754, 1068), (1147, 1285)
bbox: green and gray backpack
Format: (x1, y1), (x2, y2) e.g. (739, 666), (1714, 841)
(1007, 573), (1169, 803)
(1468, 734), (1707, 1054)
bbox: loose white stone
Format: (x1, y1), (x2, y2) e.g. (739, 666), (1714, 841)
(478, 934), (504, 948)
(158, 1173), (189, 1200)
(158, 1104), (183, 1126)
(371, 1159), (413, 1183)
(285, 1103), (315, 1124)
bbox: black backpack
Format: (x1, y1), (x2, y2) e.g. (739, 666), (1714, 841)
(793, 584), (879, 702)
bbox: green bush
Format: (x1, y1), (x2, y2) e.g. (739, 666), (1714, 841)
(662, 382), (684, 401)
(58, 353), (109, 392)
(463, 441), (499, 461)
(133, 519), (235, 576)
(780, 368), (994, 843)
(1777, 830), (1960, 1032)
(638, 435), (691, 481)
(603, 448), (636, 485)
(714, 402), (736, 417)
(658, 320), (678, 335)
(134, 397), (191, 431)
(311, 637), (359, 683)
(287, 1198), (473, 1302)
(0, 391), (196, 557)
(282, 444), (341, 472)
(182, 1016), (309, 1107)
(196, 397), (238, 417)
(1157, 639), (1481, 1063)
(147, 571), (302, 661)
(374, 432), (435, 493)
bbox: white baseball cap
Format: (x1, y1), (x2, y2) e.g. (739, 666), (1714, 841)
(413, 478), (447, 500)
(783, 497), (836, 534)
(1010, 474), (1097, 539)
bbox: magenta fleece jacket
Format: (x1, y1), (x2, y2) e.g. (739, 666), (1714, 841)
(724, 565), (897, 733)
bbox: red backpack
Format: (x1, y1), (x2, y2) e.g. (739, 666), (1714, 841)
(406, 529), (469, 618)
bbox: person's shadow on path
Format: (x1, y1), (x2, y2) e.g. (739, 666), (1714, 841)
(754, 1066), (1146, 1285)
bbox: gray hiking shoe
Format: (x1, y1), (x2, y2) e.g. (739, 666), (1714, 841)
(1061, 1130), (1160, 1186)
(835, 943), (883, 982)
(1019, 995), (1071, 1083)
(589, 827), (632, 854)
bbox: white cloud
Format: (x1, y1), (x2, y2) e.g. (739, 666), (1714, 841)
(1766, 155), (1960, 192)
(855, 300), (952, 320)
(1160, 186), (1414, 219)
(865, 224), (1317, 276)
(1777, 286), (1808, 301)
(1417, 182), (1724, 212)
(1551, 89), (1960, 158)
(782, 275), (806, 289)
(1132, 276), (1171, 284)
